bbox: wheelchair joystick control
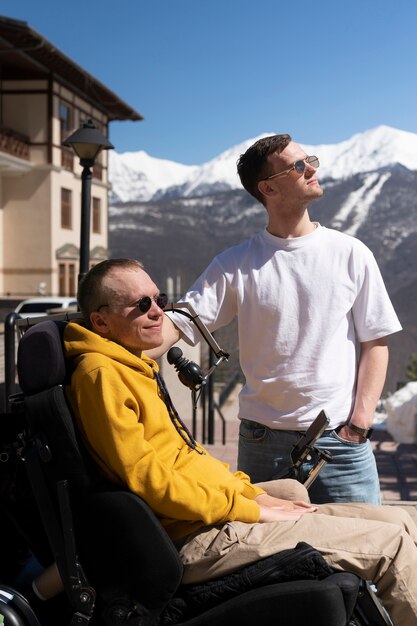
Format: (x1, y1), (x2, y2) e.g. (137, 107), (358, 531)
(167, 347), (205, 391)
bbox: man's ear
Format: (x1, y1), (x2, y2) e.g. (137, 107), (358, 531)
(257, 179), (276, 200)
(90, 312), (110, 335)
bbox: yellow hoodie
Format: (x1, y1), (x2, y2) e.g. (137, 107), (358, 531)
(64, 322), (263, 540)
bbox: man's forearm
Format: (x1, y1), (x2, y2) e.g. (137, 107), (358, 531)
(337, 337), (389, 442)
(349, 337), (389, 429)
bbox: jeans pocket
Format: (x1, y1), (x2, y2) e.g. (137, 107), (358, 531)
(331, 429), (367, 446)
(239, 419), (267, 442)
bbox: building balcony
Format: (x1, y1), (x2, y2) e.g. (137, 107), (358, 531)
(0, 125), (30, 161)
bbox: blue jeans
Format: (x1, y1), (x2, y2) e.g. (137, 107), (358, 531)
(237, 419), (381, 504)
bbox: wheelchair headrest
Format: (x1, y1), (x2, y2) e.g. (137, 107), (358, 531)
(17, 320), (68, 394)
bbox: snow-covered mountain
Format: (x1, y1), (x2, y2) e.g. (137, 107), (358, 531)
(108, 150), (197, 203)
(109, 125), (417, 203)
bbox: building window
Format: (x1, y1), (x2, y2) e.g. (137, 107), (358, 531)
(58, 263), (65, 295)
(69, 263), (76, 295)
(92, 197), (101, 233)
(60, 102), (74, 142)
(61, 188), (72, 229)
(59, 261), (77, 296)
(60, 103), (78, 169)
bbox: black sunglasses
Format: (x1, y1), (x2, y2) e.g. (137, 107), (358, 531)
(97, 293), (168, 313)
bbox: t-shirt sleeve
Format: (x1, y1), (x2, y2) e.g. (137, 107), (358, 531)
(352, 247), (402, 342)
(166, 257), (237, 345)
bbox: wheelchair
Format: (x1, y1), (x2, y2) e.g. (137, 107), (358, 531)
(0, 313), (392, 625)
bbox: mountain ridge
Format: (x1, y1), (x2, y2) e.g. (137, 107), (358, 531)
(109, 125), (417, 203)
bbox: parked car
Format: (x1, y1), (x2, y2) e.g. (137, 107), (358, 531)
(14, 297), (78, 318)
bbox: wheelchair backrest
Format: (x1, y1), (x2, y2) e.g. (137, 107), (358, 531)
(17, 320), (68, 393)
(17, 319), (97, 492)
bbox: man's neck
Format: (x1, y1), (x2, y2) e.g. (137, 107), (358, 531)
(266, 212), (317, 239)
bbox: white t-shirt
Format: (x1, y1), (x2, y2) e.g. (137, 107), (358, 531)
(169, 225), (402, 430)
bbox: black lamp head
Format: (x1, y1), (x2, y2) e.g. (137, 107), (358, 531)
(63, 118), (114, 166)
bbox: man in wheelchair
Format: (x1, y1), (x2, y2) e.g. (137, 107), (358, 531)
(59, 258), (417, 625)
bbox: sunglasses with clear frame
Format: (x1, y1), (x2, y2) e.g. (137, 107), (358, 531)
(97, 293), (168, 314)
(262, 155), (320, 181)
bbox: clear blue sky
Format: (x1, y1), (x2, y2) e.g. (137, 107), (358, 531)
(2, 0), (417, 164)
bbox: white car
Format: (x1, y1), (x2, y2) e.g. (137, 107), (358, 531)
(15, 297), (78, 318)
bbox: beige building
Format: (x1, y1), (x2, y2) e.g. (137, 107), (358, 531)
(0, 16), (142, 297)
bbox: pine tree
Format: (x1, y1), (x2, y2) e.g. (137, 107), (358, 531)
(406, 353), (417, 382)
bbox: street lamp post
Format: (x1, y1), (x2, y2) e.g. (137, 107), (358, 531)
(63, 119), (114, 282)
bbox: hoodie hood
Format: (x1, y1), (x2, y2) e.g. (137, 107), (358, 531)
(64, 320), (158, 377)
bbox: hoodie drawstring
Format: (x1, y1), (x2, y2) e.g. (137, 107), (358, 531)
(153, 369), (204, 455)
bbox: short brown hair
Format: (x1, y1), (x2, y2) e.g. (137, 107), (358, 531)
(236, 134), (292, 204)
(77, 258), (144, 321)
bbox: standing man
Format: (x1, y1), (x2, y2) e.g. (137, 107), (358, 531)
(156, 134), (402, 504)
